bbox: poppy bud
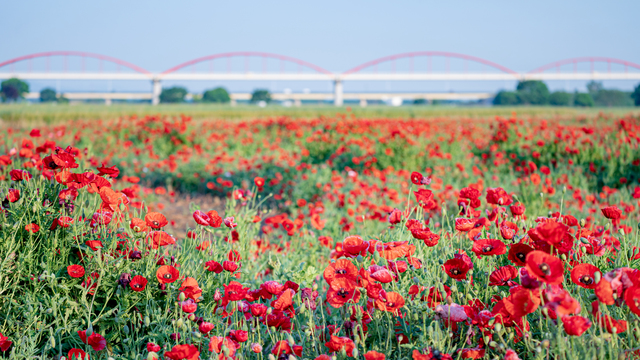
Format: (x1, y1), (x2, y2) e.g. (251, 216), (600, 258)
(560, 253), (567, 261)
(541, 339), (550, 348)
(144, 316), (150, 327)
(494, 323), (502, 333)
(312, 283), (318, 291)
(594, 271), (602, 284)
(268, 354), (276, 360)
(352, 349), (359, 358)
(147, 352), (158, 360)
(619, 228), (625, 236)
(86, 322), (93, 336)
(489, 341), (497, 347)
(188, 314), (196, 321)
(123, 325), (129, 334)
(580, 237), (590, 244)
(179, 292), (186, 301)
(176, 319), (184, 328)
(50, 335), (56, 348)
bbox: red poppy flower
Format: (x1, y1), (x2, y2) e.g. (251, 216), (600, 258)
(67, 265), (85, 278)
(562, 315), (591, 336)
(503, 286), (541, 319)
(0, 333), (11, 352)
(510, 203), (526, 216)
(272, 340), (302, 356)
(254, 176), (265, 187)
(601, 206), (622, 220)
(443, 258), (470, 281)
(145, 212), (168, 229)
(471, 239), (507, 257)
(67, 349), (87, 360)
(625, 286), (640, 316)
(205, 261), (223, 273)
(459, 347), (485, 359)
(486, 187), (513, 206)
(130, 217), (148, 232)
(342, 235), (368, 257)
(411, 171), (431, 185)
(326, 278), (361, 308)
(525, 251), (564, 285)
(207, 210), (223, 227)
(193, 210), (211, 226)
(528, 220), (569, 247)
(224, 216), (237, 228)
(223, 281), (249, 302)
(6, 189), (19, 203)
(570, 263), (599, 289)
(599, 315), (628, 334)
(324, 335), (355, 356)
(508, 243), (534, 266)
(164, 344), (200, 360)
(25, 223), (40, 233)
(78, 330), (106, 351)
(130, 275), (148, 292)
(455, 218), (476, 232)
(323, 259), (358, 289)
(378, 241), (414, 260)
(179, 277), (203, 301)
(146, 231), (176, 249)
(375, 292), (406, 315)
(156, 265), (180, 284)
(412, 349), (453, 360)
(489, 266), (518, 286)
(364, 351), (386, 360)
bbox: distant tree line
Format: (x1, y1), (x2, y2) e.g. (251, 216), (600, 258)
(494, 80), (640, 107)
(159, 86), (271, 104)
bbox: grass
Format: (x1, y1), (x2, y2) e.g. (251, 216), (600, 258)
(0, 102), (639, 125)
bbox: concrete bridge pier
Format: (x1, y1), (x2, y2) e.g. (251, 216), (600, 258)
(151, 78), (161, 105)
(333, 79), (343, 106)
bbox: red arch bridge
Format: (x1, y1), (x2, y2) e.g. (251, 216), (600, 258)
(1, 51), (639, 105)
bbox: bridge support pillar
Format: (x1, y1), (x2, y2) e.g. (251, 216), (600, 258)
(151, 79), (161, 105)
(333, 79), (343, 106)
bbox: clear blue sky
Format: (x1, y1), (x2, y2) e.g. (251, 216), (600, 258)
(3, 0), (639, 93)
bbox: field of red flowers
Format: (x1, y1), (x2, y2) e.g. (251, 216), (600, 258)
(1, 111), (639, 360)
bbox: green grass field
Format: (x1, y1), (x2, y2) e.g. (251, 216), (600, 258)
(1, 103), (639, 124)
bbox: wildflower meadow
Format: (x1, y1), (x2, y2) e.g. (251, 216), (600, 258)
(1, 110), (639, 360)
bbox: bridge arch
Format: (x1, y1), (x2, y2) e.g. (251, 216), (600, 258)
(529, 57), (640, 73)
(162, 52), (332, 75)
(343, 51), (518, 75)
(0, 51), (150, 74)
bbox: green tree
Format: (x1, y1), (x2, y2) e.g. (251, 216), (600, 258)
(1, 78), (29, 102)
(39, 88), (58, 102)
(549, 91), (572, 106)
(516, 80), (549, 105)
(493, 90), (519, 105)
(160, 86), (188, 103)
(633, 83), (640, 106)
(202, 87), (231, 103)
(574, 92), (594, 107)
(592, 89), (634, 107)
(586, 81), (603, 94)
(250, 89), (271, 103)
(413, 98), (427, 105)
